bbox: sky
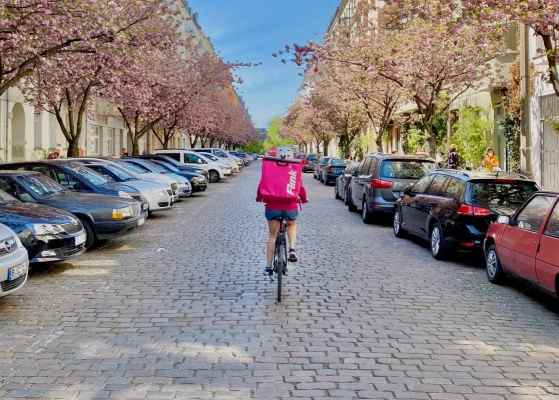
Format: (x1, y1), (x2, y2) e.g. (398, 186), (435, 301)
(188, 0), (340, 130)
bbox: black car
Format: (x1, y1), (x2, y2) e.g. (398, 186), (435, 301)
(1, 160), (147, 207)
(335, 162), (359, 202)
(321, 158), (346, 185)
(142, 158), (208, 193)
(393, 169), (539, 259)
(0, 187), (86, 263)
(303, 154), (318, 173)
(348, 154), (435, 223)
(314, 156), (332, 180)
(0, 171), (146, 249)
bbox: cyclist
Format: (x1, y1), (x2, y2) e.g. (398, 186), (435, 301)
(256, 154), (308, 275)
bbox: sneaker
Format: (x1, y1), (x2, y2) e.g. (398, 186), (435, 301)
(288, 249), (298, 263)
(264, 265), (273, 276)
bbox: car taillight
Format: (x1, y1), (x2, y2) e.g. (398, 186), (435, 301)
(370, 179), (393, 189)
(457, 203), (492, 217)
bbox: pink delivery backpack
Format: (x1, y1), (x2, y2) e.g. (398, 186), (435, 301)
(257, 157), (303, 205)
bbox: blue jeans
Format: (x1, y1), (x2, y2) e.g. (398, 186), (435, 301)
(265, 209), (298, 221)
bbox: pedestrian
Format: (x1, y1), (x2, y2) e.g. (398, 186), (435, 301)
(448, 145), (460, 169)
(120, 147), (128, 157)
(482, 148), (499, 172)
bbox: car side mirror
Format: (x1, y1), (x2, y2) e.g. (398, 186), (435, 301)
(497, 215), (511, 225)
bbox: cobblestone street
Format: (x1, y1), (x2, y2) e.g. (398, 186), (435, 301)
(2, 163), (559, 400)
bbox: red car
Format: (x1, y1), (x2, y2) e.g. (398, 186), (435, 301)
(484, 191), (559, 296)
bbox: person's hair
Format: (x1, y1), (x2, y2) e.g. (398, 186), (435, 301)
(486, 147), (495, 155)
(450, 145), (457, 152)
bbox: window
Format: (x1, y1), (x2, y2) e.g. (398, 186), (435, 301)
(380, 160), (435, 180)
(0, 177), (16, 196)
(186, 153), (203, 164)
(544, 201), (559, 238)
(426, 175), (449, 196)
(54, 170), (80, 189)
(107, 128), (116, 155)
(34, 111), (42, 149)
(164, 153), (181, 162)
(368, 159), (378, 175)
(516, 196), (555, 233)
(19, 174), (64, 198)
(446, 178), (465, 201)
(470, 180), (538, 209)
(412, 176), (433, 194)
(360, 159), (372, 175)
(89, 125), (102, 155)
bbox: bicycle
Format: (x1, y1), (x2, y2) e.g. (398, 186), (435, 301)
(272, 218), (288, 303)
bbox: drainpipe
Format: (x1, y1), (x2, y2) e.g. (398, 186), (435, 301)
(4, 88), (8, 161)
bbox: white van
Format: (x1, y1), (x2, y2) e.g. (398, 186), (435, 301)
(154, 149), (227, 183)
(0, 224), (29, 298)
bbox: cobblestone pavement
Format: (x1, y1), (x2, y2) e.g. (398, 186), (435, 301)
(2, 163), (559, 400)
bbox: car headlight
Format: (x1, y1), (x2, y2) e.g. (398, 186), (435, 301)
(118, 191), (133, 199)
(112, 207), (133, 220)
(29, 223), (66, 236)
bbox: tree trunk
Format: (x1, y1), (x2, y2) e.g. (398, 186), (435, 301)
(67, 138), (80, 157)
(376, 130), (384, 153)
(132, 139), (140, 156)
(209, 138), (216, 148)
(323, 139), (330, 156)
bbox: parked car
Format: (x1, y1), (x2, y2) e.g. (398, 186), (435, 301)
(107, 158), (179, 203)
(394, 169), (539, 260)
(304, 154), (318, 173)
(0, 171), (146, 249)
(321, 158), (346, 185)
(138, 154), (208, 177)
(191, 148), (242, 172)
(348, 154), (436, 223)
(142, 158), (208, 193)
(1, 160), (147, 207)
(335, 162), (359, 202)
(314, 156), (332, 180)
(229, 151), (252, 165)
(0, 223), (29, 298)
(197, 152), (233, 176)
(72, 160), (175, 214)
(0, 187), (86, 262)
(153, 149), (226, 183)
(484, 192), (559, 296)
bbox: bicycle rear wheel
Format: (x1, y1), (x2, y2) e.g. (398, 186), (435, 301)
(275, 225), (288, 303)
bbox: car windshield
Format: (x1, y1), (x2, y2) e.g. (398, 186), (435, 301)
(140, 160), (167, 173)
(215, 150), (228, 157)
(307, 154), (317, 161)
(470, 180), (539, 209)
(71, 166), (108, 186)
(102, 164), (136, 181)
(201, 153), (219, 161)
(320, 157), (331, 165)
(330, 159), (346, 166)
(155, 156), (181, 167)
(380, 160), (435, 179)
(0, 189), (17, 204)
(19, 174), (65, 197)
(153, 160), (179, 172)
(118, 161), (149, 174)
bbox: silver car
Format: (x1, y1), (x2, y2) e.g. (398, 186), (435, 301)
(118, 159), (192, 199)
(73, 160), (174, 214)
(0, 223), (29, 298)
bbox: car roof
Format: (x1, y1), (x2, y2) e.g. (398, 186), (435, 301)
(431, 168), (536, 182)
(5, 159), (84, 168)
(366, 153), (435, 162)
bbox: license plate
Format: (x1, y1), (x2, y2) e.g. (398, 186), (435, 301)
(138, 217), (145, 227)
(75, 232), (86, 246)
(8, 263), (27, 281)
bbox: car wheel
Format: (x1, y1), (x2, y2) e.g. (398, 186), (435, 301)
(393, 209), (406, 238)
(347, 190), (357, 212)
(486, 244), (505, 284)
(430, 223), (447, 260)
(209, 170), (219, 183)
(79, 218), (96, 250)
(362, 198), (373, 224)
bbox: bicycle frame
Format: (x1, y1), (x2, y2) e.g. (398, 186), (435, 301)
(273, 219), (288, 303)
